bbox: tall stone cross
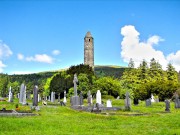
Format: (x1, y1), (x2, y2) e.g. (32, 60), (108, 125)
(73, 73), (78, 96)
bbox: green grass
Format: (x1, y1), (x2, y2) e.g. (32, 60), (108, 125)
(0, 98), (180, 135)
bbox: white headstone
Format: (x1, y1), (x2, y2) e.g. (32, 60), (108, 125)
(51, 92), (55, 102)
(96, 90), (101, 104)
(106, 99), (112, 107)
(38, 94), (40, 102)
(151, 94), (155, 102)
(63, 91), (67, 103)
(8, 86), (13, 102)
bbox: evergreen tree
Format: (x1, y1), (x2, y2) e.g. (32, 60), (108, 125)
(166, 63), (178, 82)
(128, 58), (135, 68)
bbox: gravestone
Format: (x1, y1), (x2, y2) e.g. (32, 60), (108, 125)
(27, 93), (31, 100)
(71, 74), (80, 106)
(63, 90), (67, 103)
(106, 99), (112, 107)
(8, 86), (13, 102)
(151, 94), (155, 103)
(146, 98), (151, 106)
(51, 92), (55, 102)
(33, 85), (38, 106)
(96, 90), (101, 105)
(19, 84), (26, 105)
(17, 93), (20, 99)
(48, 96), (50, 101)
(38, 94), (40, 102)
(19, 83), (25, 103)
(79, 91), (83, 106)
(87, 90), (92, 106)
(174, 92), (180, 108)
(124, 92), (131, 110)
(22, 85), (26, 105)
(165, 99), (170, 112)
(155, 97), (159, 103)
(133, 98), (139, 105)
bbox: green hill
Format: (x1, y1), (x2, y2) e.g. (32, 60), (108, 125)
(94, 65), (127, 78)
(8, 65), (127, 84)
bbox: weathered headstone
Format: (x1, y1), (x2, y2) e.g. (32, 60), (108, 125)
(33, 85), (38, 106)
(19, 83), (25, 103)
(63, 90), (67, 103)
(96, 90), (101, 105)
(165, 99), (170, 112)
(146, 98), (151, 106)
(133, 98), (139, 105)
(125, 92), (131, 110)
(22, 86), (26, 105)
(19, 84), (26, 105)
(155, 97), (159, 103)
(87, 90), (92, 106)
(73, 73), (78, 96)
(51, 92), (55, 102)
(48, 96), (50, 101)
(71, 74), (80, 106)
(79, 91), (83, 106)
(106, 99), (112, 107)
(27, 92), (31, 100)
(8, 86), (13, 102)
(174, 92), (180, 108)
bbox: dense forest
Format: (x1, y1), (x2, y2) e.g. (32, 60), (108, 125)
(0, 58), (180, 101)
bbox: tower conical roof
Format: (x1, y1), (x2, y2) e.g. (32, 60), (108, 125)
(85, 31), (92, 37)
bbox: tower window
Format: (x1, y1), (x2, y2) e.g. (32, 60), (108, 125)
(89, 39), (90, 42)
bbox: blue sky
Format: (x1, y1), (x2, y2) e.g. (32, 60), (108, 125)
(0, 0), (180, 74)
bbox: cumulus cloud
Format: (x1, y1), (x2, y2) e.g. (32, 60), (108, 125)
(0, 60), (6, 73)
(17, 53), (24, 60)
(120, 25), (180, 71)
(26, 54), (53, 64)
(52, 50), (60, 55)
(167, 51), (180, 71)
(0, 40), (13, 72)
(0, 40), (13, 58)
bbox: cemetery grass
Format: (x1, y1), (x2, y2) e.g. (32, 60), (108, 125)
(0, 99), (180, 135)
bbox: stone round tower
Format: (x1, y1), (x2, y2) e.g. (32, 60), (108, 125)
(84, 31), (94, 68)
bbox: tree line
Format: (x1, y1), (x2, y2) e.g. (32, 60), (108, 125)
(0, 59), (180, 101)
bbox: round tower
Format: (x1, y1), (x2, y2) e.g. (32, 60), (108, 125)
(84, 31), (94, 68)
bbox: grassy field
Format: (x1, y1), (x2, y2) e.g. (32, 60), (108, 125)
(0, 99), (180, 135)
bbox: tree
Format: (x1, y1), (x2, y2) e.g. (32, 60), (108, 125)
(138, 59), (149, 81)
(128, 58), (135, 68)
(93, 77), (120, 98)
(8, 81), (19, 95)
(149, 58), (163, 81)
(166, 63), (178, 82)
(77, 73), (90, 97)
(0, 74), (9, 97)
(50, 71), (72, 99)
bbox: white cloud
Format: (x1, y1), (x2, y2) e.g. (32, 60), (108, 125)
(167, 51), (180, 71)
(120, 25), (168, 70)
(26, 54), (53, 64)
(10, 71), (35, 75)
(0, 60), (6, 73)
(0, 40), (13, 72)
(52, 50), (60, 55)
(0, 40), (13, 58)
(17, 53), (24, 60)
